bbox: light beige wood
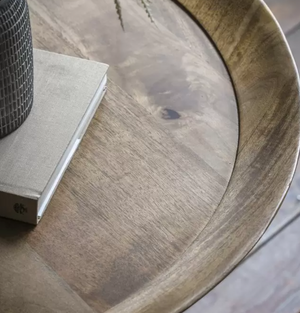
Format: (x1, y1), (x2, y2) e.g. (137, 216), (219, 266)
(0, 0), (298, 313)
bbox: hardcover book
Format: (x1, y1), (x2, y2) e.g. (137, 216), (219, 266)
(0, 49), (108, 224)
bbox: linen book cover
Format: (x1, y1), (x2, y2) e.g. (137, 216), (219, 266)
(0, 49), (108, 224)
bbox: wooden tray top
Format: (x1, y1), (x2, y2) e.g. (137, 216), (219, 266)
(0, 0), (299, 312)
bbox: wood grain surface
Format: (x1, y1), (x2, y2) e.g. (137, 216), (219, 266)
(28, 0), (238, 179)
(188, 3), (300, 311)
(0, 221), (94, 313)
(251, 161), (300, 253)
(187, 216), (300, 313)
(0, 0), (299, 313)
(1, 1), (239, 310)
(27, 80), (235, 311)
(244, 16), (300, 253)
(104, 0), (300, 312)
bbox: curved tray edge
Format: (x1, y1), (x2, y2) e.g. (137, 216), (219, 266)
(107, 1), (300, 312)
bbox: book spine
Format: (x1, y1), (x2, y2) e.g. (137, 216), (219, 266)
(0, 191), (38, 224)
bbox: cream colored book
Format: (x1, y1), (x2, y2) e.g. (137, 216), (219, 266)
(0, 49), (108, 224)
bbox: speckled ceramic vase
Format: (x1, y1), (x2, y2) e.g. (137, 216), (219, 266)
(0, 0), (34, 138)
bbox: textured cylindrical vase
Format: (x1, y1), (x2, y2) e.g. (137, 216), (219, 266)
(0, 0), (34, 138)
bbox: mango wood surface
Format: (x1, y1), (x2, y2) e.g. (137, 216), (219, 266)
(1, 0), (239, 312)
(252, 17), (300, 249)
(187, 216), (300, 313)
(104, 0), (299, 311)
(240, 2), (300, 250)
(189, 3), (300, 311)
(0, 0), (299, 313)
(28, 0), (238, 179)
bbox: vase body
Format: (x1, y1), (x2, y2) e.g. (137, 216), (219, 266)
(0, 0), (34, 138)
